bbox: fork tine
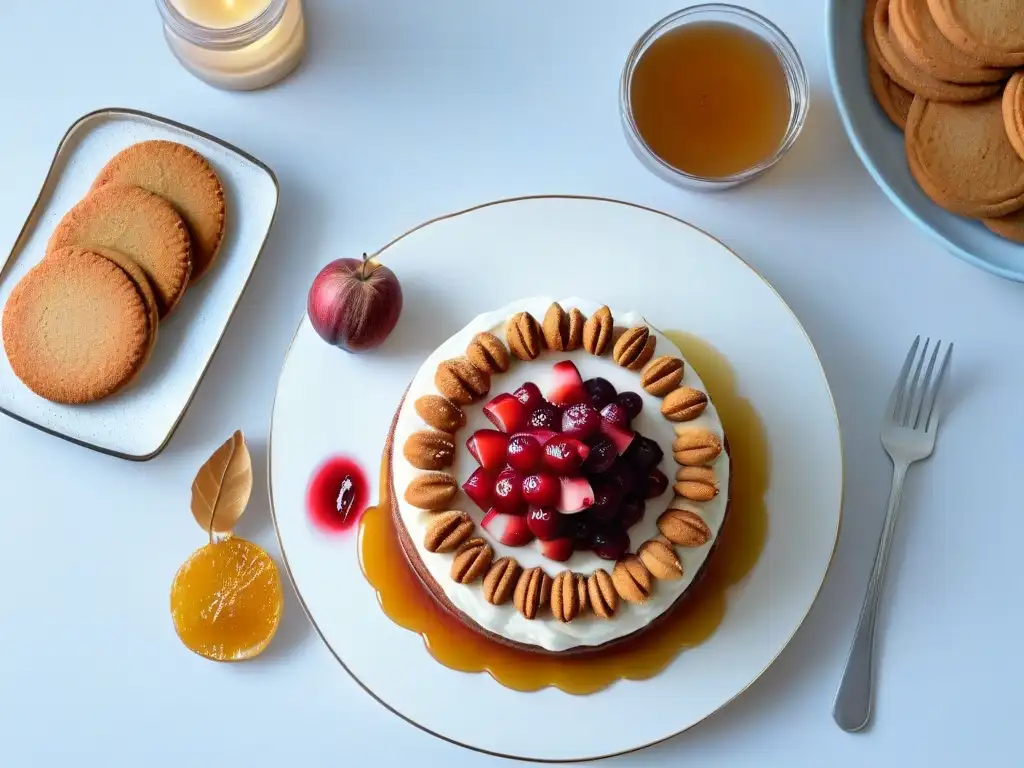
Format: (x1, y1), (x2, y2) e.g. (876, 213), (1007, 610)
(900, 337), (929, 426)
(911, 341), (941, 429)
(887, 336), (920, 421)
(922, 342), (953, 432)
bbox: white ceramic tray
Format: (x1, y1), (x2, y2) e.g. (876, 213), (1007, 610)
(269, 196), (844, 761)
(0, 108), (279, 460)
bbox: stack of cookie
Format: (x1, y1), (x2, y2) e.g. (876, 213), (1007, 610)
(2, 140), (226, 405)
(864, 0), (1024, 242)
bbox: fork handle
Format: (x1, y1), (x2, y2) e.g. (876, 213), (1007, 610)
(832, 460), (909, 732)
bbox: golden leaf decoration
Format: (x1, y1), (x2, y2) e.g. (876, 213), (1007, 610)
(191, 431), (253, 537)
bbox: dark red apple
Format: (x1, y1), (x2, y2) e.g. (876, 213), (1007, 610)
(307, 254), (403, 352)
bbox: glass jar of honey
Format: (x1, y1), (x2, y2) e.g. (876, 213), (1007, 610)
(620, 4), (809, 189)
(156, 0), (306, 91)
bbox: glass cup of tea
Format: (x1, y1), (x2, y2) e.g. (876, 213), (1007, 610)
(619, 4), (809, 190)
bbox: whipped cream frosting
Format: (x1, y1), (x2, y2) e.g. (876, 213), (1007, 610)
(391, 297), (730, 652)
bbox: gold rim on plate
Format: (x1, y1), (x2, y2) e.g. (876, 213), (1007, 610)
(267, 194), (844, 762)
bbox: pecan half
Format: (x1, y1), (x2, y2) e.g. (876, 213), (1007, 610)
(466, 332), (510, 374)
(451, 537), (493, 584)
(513, 566), (552, 619)
(423, 510), (474, 553)
(613, 326), (657, 370)
(506, 312), (544, 360)
(482, 557), (521, 605)
(661, 386), (709, 421)
(551, 571), (583, 623)
(414, 394), (466, 433)
(638, 538), (683, 580)
(674, 466), (718, 502)
(542, 303), (570, 351)
(641, 356), (685, 396)
(587, 569), (618, 618)
(582, 306), (613, 355)
(612, 555), (653, 604)
(566, 308), (585, 350)
(435, 357), (490, 405)
(404, 472), (459, 510)
(658, 505), (712, 547)
(672, 427), (723, 466)
(576, 570), (589, 615)
(402, 429), (455, 470)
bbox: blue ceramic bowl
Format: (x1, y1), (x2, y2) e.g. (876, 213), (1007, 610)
(826, 0), (1024, 281)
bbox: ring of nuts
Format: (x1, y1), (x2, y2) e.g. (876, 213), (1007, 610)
(402, 302), (723, 624)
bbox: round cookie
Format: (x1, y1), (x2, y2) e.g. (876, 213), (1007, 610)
(889, 0), (1008, 84)
(926, 0), (1024, 67)
(47, 184), (191, 318)
(868, 51), (915, 130)
(89, 246), (160, 380)
(983, 208), (1024, 243)
(91, 140), (225, 284)
(864, 0), (886, 61)
(864, 0), (886, 60)
(873, 0), (1002, 102)
(1002, 72), (1024, 162)
(905, 94), (1024, 217)
(865, 0), (914, 130)
(2, 247), (150, 404)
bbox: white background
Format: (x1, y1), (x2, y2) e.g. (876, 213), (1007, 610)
(0, 1), (1020, 766)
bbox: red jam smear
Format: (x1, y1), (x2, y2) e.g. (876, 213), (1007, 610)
(306, 456), (369, 533)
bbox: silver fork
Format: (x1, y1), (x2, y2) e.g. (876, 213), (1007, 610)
(832, 336), (953, 732)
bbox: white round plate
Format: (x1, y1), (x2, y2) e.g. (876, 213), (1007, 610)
(269, 196), (842, 761)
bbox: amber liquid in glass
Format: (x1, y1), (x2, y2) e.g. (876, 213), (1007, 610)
(629, 22), (791, 178)
(359, 333), (768, 694)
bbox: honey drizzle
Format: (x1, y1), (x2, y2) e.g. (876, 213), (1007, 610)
(358, 332), (767, 694)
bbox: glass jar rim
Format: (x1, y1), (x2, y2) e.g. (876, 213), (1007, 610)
(155, 0), (288, 50)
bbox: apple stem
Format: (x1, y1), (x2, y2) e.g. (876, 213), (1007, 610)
(358, 253), (377, 280)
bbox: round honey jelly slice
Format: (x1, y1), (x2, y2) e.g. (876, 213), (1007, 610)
(170, 537), (283, 661)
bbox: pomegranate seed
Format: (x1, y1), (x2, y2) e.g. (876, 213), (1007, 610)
(526, 507), (563, 541)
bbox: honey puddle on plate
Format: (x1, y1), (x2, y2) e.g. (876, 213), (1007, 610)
(359, 332), (768, 694)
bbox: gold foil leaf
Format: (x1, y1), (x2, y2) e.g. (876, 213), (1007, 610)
(191, 430), (253, 536)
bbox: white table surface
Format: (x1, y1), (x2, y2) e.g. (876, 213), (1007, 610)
(0, 1), (1020, 765)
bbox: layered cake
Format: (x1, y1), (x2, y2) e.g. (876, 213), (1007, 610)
(389, 297), (730, 654)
